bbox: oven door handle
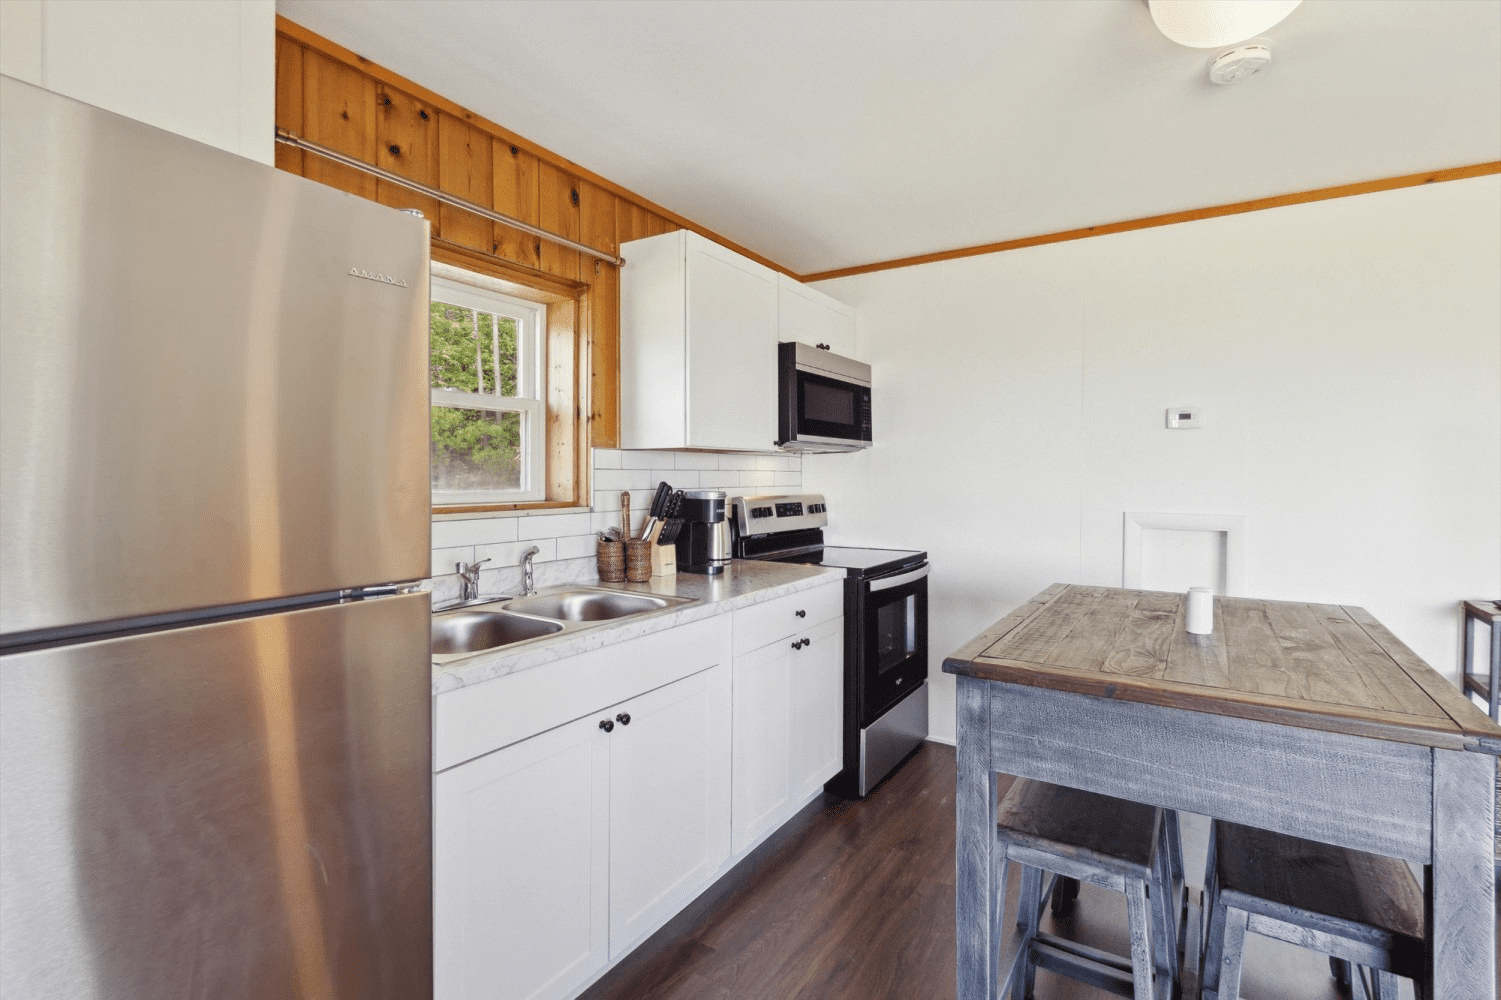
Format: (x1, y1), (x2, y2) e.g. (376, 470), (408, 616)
(868, 564), (929, 593)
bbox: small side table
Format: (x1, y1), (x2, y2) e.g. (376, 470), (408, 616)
(1462, 599), (1501, 722)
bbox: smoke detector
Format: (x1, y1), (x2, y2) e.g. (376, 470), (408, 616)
(1207, 39), (1273, 84)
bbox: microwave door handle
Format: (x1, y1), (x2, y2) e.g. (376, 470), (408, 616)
(868, 564), (930, 593)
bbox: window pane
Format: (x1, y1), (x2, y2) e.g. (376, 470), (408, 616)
(494, 315), (518, 396)
(429, 300), (520, 398)
(430, 407), (523, 492)
(430, 302), (479, 392)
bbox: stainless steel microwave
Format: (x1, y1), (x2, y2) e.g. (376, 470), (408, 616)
(777, 342), (872, 453)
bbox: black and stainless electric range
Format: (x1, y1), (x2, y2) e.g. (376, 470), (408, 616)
(729, 493), (929, 798)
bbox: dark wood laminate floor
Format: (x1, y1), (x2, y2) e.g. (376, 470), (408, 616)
(580, 742), (1441, 1000)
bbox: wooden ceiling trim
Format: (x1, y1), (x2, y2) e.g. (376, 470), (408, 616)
(800, 160), (1501, 282)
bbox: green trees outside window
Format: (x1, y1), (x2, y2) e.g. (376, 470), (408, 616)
(428, 267), (547, 504)
(430, 301), (522, 490)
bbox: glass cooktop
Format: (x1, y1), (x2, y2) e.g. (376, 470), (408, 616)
(779, 545), (927, 579)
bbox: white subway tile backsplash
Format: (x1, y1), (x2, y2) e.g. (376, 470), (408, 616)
(593, 468), (655, 491)
(555, 533), (599, 560)
(428, 448), (801, 584)
(516, 512), (593, 540)
(432, 516), (519, 548)
(697, 470), (742, 489)
(431, 545), (475, 577)
(476, 538), (557, 567)
(673, 452), (720, 470)
(619, 450), (677, 470)
(660, 470), (699, 489)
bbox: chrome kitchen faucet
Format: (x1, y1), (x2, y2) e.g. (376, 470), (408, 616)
(456, 558), (490, 603)
(520, 546), (540, 597)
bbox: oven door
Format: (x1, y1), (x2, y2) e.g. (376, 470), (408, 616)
(858, 562), (928, 724)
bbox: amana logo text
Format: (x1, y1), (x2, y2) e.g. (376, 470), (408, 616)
(348, 267), (409, 287)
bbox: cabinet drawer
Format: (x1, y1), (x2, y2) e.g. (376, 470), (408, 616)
(732, 581), (843, 656)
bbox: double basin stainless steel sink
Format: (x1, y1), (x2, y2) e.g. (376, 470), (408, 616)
(432, 587), (697, 657)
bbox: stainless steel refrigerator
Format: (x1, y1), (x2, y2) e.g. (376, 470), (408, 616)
(0, 76), (433, 999)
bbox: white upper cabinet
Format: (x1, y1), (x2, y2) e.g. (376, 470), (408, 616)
(620, 231), (778, 452)
(776, 273), (857, 358)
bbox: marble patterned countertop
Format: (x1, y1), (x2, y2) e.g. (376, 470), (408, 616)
(431, 559), (844, 695)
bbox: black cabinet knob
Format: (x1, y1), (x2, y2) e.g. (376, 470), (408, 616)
(599, 719), (614, 733)
(795, 609), (806, 618)
(616, 712), (631, 726)
(802, 637), (812, 647)
(791, 640), (800, 650)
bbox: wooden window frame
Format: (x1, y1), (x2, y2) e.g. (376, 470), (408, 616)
(430, 242), (590, 514)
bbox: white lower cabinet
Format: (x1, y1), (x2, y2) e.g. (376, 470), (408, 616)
(435, 586), (844, 1000)
(789, 616), (844, 801)
(731, 582), (845, 855)
(435, 711), (609, 1000)
(607, 669), (731, 955)
(434, 620), (731, 1000)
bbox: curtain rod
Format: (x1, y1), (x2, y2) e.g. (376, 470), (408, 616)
(274, 128), (625, 267)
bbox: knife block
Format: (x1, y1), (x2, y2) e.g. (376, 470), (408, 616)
(645, 522), (677, 577)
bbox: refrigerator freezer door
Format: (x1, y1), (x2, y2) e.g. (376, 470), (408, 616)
(0, 77), (431, 636)
(0, 592), (432, 1000)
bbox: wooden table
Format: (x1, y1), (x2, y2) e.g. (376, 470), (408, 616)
(945, 584), (1501, 1000)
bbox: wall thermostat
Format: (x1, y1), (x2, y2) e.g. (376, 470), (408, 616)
(1166, 406), (1202, 429)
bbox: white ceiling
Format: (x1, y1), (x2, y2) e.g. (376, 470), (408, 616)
(277, 0), (1500, 277)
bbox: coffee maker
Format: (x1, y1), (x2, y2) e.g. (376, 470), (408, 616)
(674, 489), (731, 574)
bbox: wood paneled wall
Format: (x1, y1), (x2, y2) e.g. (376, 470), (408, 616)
(275, 16), (725, 450)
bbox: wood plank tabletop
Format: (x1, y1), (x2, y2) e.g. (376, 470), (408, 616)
(943, 584), (1501, 752)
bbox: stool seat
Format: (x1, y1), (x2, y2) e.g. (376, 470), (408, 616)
(1203, 821), (1424, 1000)
(996, 780), (1161, 882)
(1214, 822), (1424, 941)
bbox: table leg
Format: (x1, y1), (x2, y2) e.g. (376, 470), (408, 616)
(1428, 748), (1496, 999)
(956, 676), (996, 1000)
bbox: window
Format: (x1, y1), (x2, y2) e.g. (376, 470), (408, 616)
(429, 265), (547, 504)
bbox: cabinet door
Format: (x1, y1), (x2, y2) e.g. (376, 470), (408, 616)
(730, 638), (794, 854)
(777, 273), (857, 358)
(608, 664), (731, 956)
(791, 617), (845, 801)
(434, 715), (609, 1000)
(684, 235), (777, 451)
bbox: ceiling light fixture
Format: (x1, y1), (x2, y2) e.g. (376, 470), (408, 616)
(1206, 38), (1274, 84)
(1148, 1), (1302, 84)
(1148, 0), (1303, 49)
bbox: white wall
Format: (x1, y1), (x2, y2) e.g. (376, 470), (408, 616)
(807, 176), (1501, 743)
(0, 0), (274, 164)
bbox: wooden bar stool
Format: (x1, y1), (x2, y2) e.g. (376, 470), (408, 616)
(1461, 599), (1501, 722)
(992, 780), (1179, 1000)
(1201, 820), (1424, 1000)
